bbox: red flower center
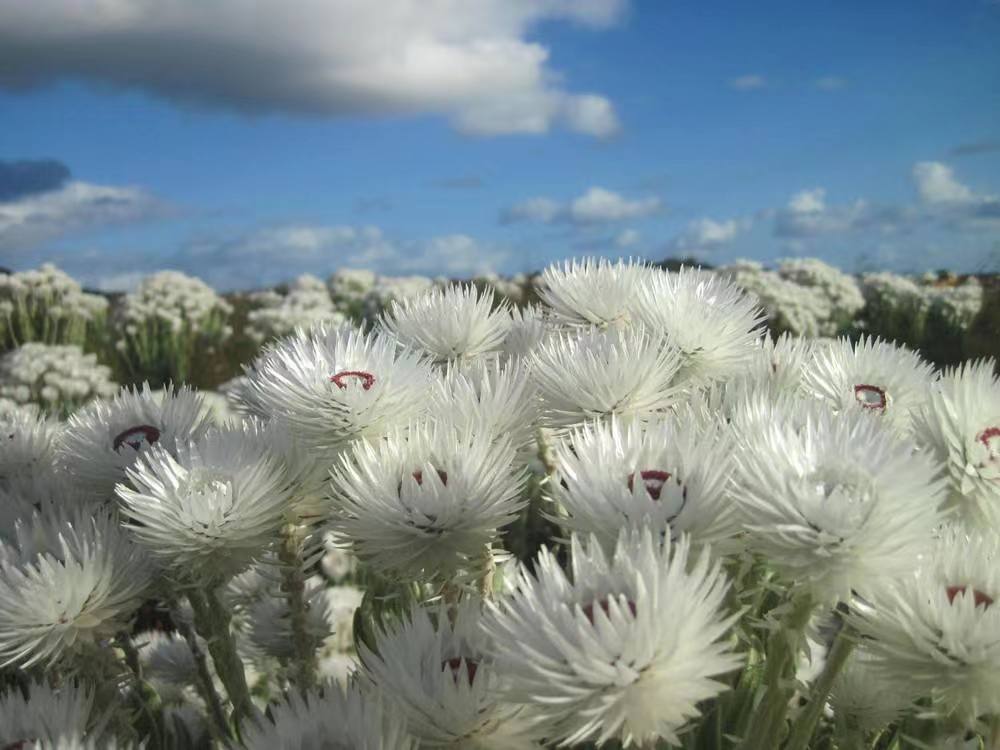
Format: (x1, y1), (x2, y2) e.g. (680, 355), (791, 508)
(854, 384), (887, 412)
(627, 470), (672, 501)
(443, 657), (478, 685)
(412, 469), (448, 486)
(582, 596), (637, 624)
(330, 370), (376, 391)
(113, 424), (161, 453)
(946, 585), (994, 608)
(977, 427), (1000, 461)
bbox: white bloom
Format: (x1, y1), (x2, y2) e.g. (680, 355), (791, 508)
(829, 648), (915, 731)
(536, 257), (655, 329)
(0, 681), (98, 747)
(329, 423), (525, 579)
(242, 323), (434, 449)
(245, 576), (334, 660)
(56, 384), (211, 502)
(0, 510), (153, 667)
(484, 529), (741, 747)
(850, 527), (1000, 724)
(360, 600), (532, 748)
(117, 420), (292, 582)
(0, 407), (57, 492)
(531, 325), (684, 432)
(0, 343), (118, 415)
(501, 304), (551, 360)
(381, 284), (511, 365)
(732, 405), (946, 602)
(550, 414), (739, 550)
(912, 359), (1000, 529)
(136, 631), (198, 703)
(630, 268), (764, 386)
(804, 335), (935, 434)
(246, 274), (347, 343)
(242, 681), (414, 750)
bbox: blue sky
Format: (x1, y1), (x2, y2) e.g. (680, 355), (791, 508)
(1, 0), (998, 289)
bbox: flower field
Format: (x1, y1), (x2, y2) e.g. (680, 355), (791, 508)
(0, 257), (998, 749)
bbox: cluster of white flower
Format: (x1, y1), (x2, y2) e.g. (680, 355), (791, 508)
(246, 274), (348, 343)
(114, 270), (233, 385)
(860, 272), (984, 341)
(0, 263), (108, 350)
(0, 256), (998, 749)
(0, 342), (118, 416)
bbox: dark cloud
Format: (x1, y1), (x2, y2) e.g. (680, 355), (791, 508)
(0, 158), (71, 201)
(948, 140), (1000, 157)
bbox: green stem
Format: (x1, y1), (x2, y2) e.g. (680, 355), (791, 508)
(118, 635), (167, 750)
(172, 603), (232, 743)
(785, 628), (857, 750)
(740, 594), (815, 750)
(989, 715), (1000, 750)
(278, 523), (318, 690)
(187, 586), (254, 729)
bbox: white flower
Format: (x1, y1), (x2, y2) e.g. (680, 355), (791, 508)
(242, 323), (434, 450)
(328, 423), (525, 579)
(0, 510), (153, 668)
(0, 343), (118, 415)
(536, 257), (654, 329)
(804, 335), (935, 434)
(484, 529), (741, 747)
(56, 384), (211, 503)
(432, 358), (539, 452)
(0, 407), (57, 492)
(732, 405), (946, 603)
(743, 333), (818, 396)
(630, 268), (764, 386)
(850, 527), (1000, 724)
(381, 284), (511, 365)
(117, 420), (292, 582)
(245, 576), (334, 661)
(549, 414), (739, 550)
(531, 325), (684, 432)
(136, 631), (198, 703)
(246, 274), (347, 343)
(912, 359), (1000, 529)
(0, 681), (98, 747)
(360, 600), (533, 748)
(242, 681), (414, 750)
(501, 305), (551, 360)
(828, 648), (915, 731)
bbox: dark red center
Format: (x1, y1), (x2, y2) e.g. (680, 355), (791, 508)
(854, 384), (887, 412)
(3, 741), (35, 750)
(443, 657), (478, 685)
(627, 470), (672, 501)
(977, 427), (1000, 460)
(412, 469), (448, 486)
(582, 596), (637, 624)
(330, 370), (376, 391)
(946, 585), (994, 608)
(112, 424), (161, 453)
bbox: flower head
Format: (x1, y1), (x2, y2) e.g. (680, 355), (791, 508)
(484, 529), (741, 747)
(536, 257), (654, 329)
(0, 681), (99, 748)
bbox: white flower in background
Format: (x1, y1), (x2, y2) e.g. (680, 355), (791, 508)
(501, 304), (551, 360)
(484, 529), (740, 747)
(117, 420), (292, 582)
(243, 323), (435, 450)
(550, 414), (739, 550)
(136, 630), (198, 703)
(320, 533), (358, 582)
(242, 681), (414, 750)
(362, 274), (439, 320)
(381, 284), (512, 365)
(536, 257), (655, 329)
(742, 333), (817, 396)
(246, 274), (348, 343)
(804, 335), (935, 433)
(829, 648), (915, 732)
(0, 681), (99, 748)
(360, 600), (533, 748)
(329, 422), (525, 579)
(531, 325), (684, 431)
(927, 277), (983, 331)
(245, 576), (333, 661)
(777, 258), (865, 325)
(56, 384), (211, 502)
(732, 405), (945, 603)
(328, 268), (377, 302)
(432, 358), (539, 452)
(0, 509), (153, 668)
(630, 268), (764, 386)
(0, 264), (108, 349)
(117, 270), (232, 333)
(912, 359), (1000, 529)
(475, 271), (528, 304)
(0, 343), (118, 416)
(0, 407), (58, 492)
(850, 527), (1000, 725)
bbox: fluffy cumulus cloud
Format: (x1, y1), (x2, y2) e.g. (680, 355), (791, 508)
(502, 186), (661, 225)
(168, 224), (509, 290)
(0, 179), (162, 254)
(773, 188), (915, 239)
(0, 0), (625, 137)
(667, 217), (749, 253)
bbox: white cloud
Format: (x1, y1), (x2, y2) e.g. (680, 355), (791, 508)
(0, 0), (625, 137)
(668, 217), (748, 252)
(787, 188), (826, 214)
(913, 161), (976, 205)
(0, 180), (161, 253)
(502, 186), (661, 225)
(814, 76), (847, 91)
(729, 74), (767, 91)
(614, 228), (640, 248)
(173, 223), (508, 289)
